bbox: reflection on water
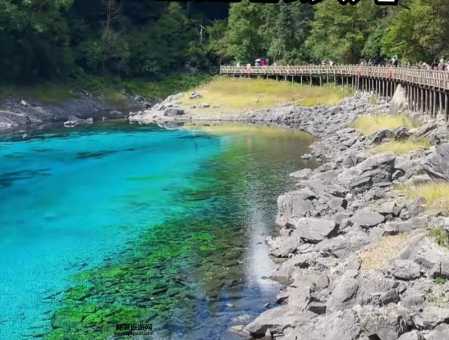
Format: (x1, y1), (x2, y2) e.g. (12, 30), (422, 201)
(0, 123), (314, 339)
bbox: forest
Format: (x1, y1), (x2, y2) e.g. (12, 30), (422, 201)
(1, 0), (448, 83)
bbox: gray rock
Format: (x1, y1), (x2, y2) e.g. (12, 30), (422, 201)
(377, 201), (399, 216)
(391, 259), (421, 280)
(290, 217), (337, 243)
(430, 261), (449, 279)
(397, 331), (423, 340)
(369, 129), (394, 144)
(163, 107), (184, 116)
(350, 176), (372, 193)
(290, 168), (312, 179)
(268, 235), (299, 258)
(413, 306), (449, 329)
(355, 304), (412, 340)
(276, 189), (316, 226)
(307, 301), (326, 314)
(351, 208), (385, 228)
(394, 127), (411, 140)
(327, 270), (359, 312)
(424, 143), (449, 181)
(324, 310), (361, 340)
(426, 323), (449, 340)
(356, 271), (398, 306)
(189, 91), (202, 99)
(244, 305), (297, 337)
(414, 122), (438, 137)
(357, 154), (396, 174)
(291, 269), (329, 291)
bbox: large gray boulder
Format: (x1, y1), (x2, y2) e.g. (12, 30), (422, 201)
(390, 259), (421, 280)
(351, 208), (385, 228)
(244, 305), (298, 337)
(413, 306), (449, 329)
(424, 143), (449, 180)
(276, 189), (316, 226)
(355, 304), (412, 340)
(289, 217), (337, 243)
(323, 310), (361, 340)
(426, 323), (449, 340)
(327, 270), (359, 312)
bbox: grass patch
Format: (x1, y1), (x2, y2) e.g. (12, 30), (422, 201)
(371, 138), (430, 155)
(429, 227), (449, 249)
(399, 182), (449, 213)
(359, 233), (410, 271)
(0, 74), (210, 106)
(434, 276), (448, 285)
(180, 77), (352, 114)
(352, 114), (417, 136)
(0, 83), (76, 104)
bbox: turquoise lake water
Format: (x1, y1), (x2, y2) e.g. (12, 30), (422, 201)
(0, 123), (313, 339)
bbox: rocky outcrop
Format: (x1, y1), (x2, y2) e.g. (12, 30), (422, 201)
(0, 91), (147, 133)
(424, 143), (449, 180)
(129, 93), (185, 124)
(223, 94), (449, 340)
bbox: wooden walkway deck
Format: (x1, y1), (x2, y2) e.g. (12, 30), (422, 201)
(220, 65), (449, 118)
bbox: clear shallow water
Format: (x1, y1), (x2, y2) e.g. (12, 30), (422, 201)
(0, 123), (314, 339)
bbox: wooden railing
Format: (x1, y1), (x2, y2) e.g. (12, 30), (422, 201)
(220, 65), (449, 91)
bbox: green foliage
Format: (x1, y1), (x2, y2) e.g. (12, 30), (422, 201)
(2, 0), (449, 84)
(306, 1), (384, 63)
(225, 0), (266, 64)
(383, 0), (449, 63)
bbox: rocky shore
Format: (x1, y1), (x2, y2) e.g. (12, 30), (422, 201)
(236, 101), (449, 340)
(0, 91), (150, 134)
(131, 92), (449, 340)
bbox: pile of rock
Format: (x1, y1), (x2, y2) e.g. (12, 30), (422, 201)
(232, 96), (449, 340)
(129, 93), (186, 124)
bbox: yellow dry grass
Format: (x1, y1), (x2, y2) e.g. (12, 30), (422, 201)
(352, 114), (417, 136)
(371, 138), (430, 155)
(399, 182), (449, 213)
(359, 233), (410, 271)
(180, 77), (352, 115)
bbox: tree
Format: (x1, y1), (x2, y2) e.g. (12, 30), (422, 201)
(225, 0), (265, 64)
(268, 2), (313, 64)
(306, 1), (382, 63)
(0, 0), (74, 81)
(383, 0), (449, 63)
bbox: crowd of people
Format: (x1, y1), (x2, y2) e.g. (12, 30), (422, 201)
(238, 56), (449, 71)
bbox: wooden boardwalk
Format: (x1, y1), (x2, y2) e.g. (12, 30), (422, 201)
(220, 65), (449, 119)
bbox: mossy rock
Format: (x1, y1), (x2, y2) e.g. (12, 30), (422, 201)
(51, 304), (96, 329)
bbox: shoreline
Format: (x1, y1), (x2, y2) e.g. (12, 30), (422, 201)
(131, 91), (449, 339)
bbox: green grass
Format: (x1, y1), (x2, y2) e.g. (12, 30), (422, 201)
(430, 227), (449, 249)
(352, 114), (417, 136)
(371, 138), (430, 155)
(0, 83), (76, 104)
(180, 77), (353, 114)
(434, 277), (448, 285)
(399, 182), (449, 213)
(0, 74), (210, 106)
